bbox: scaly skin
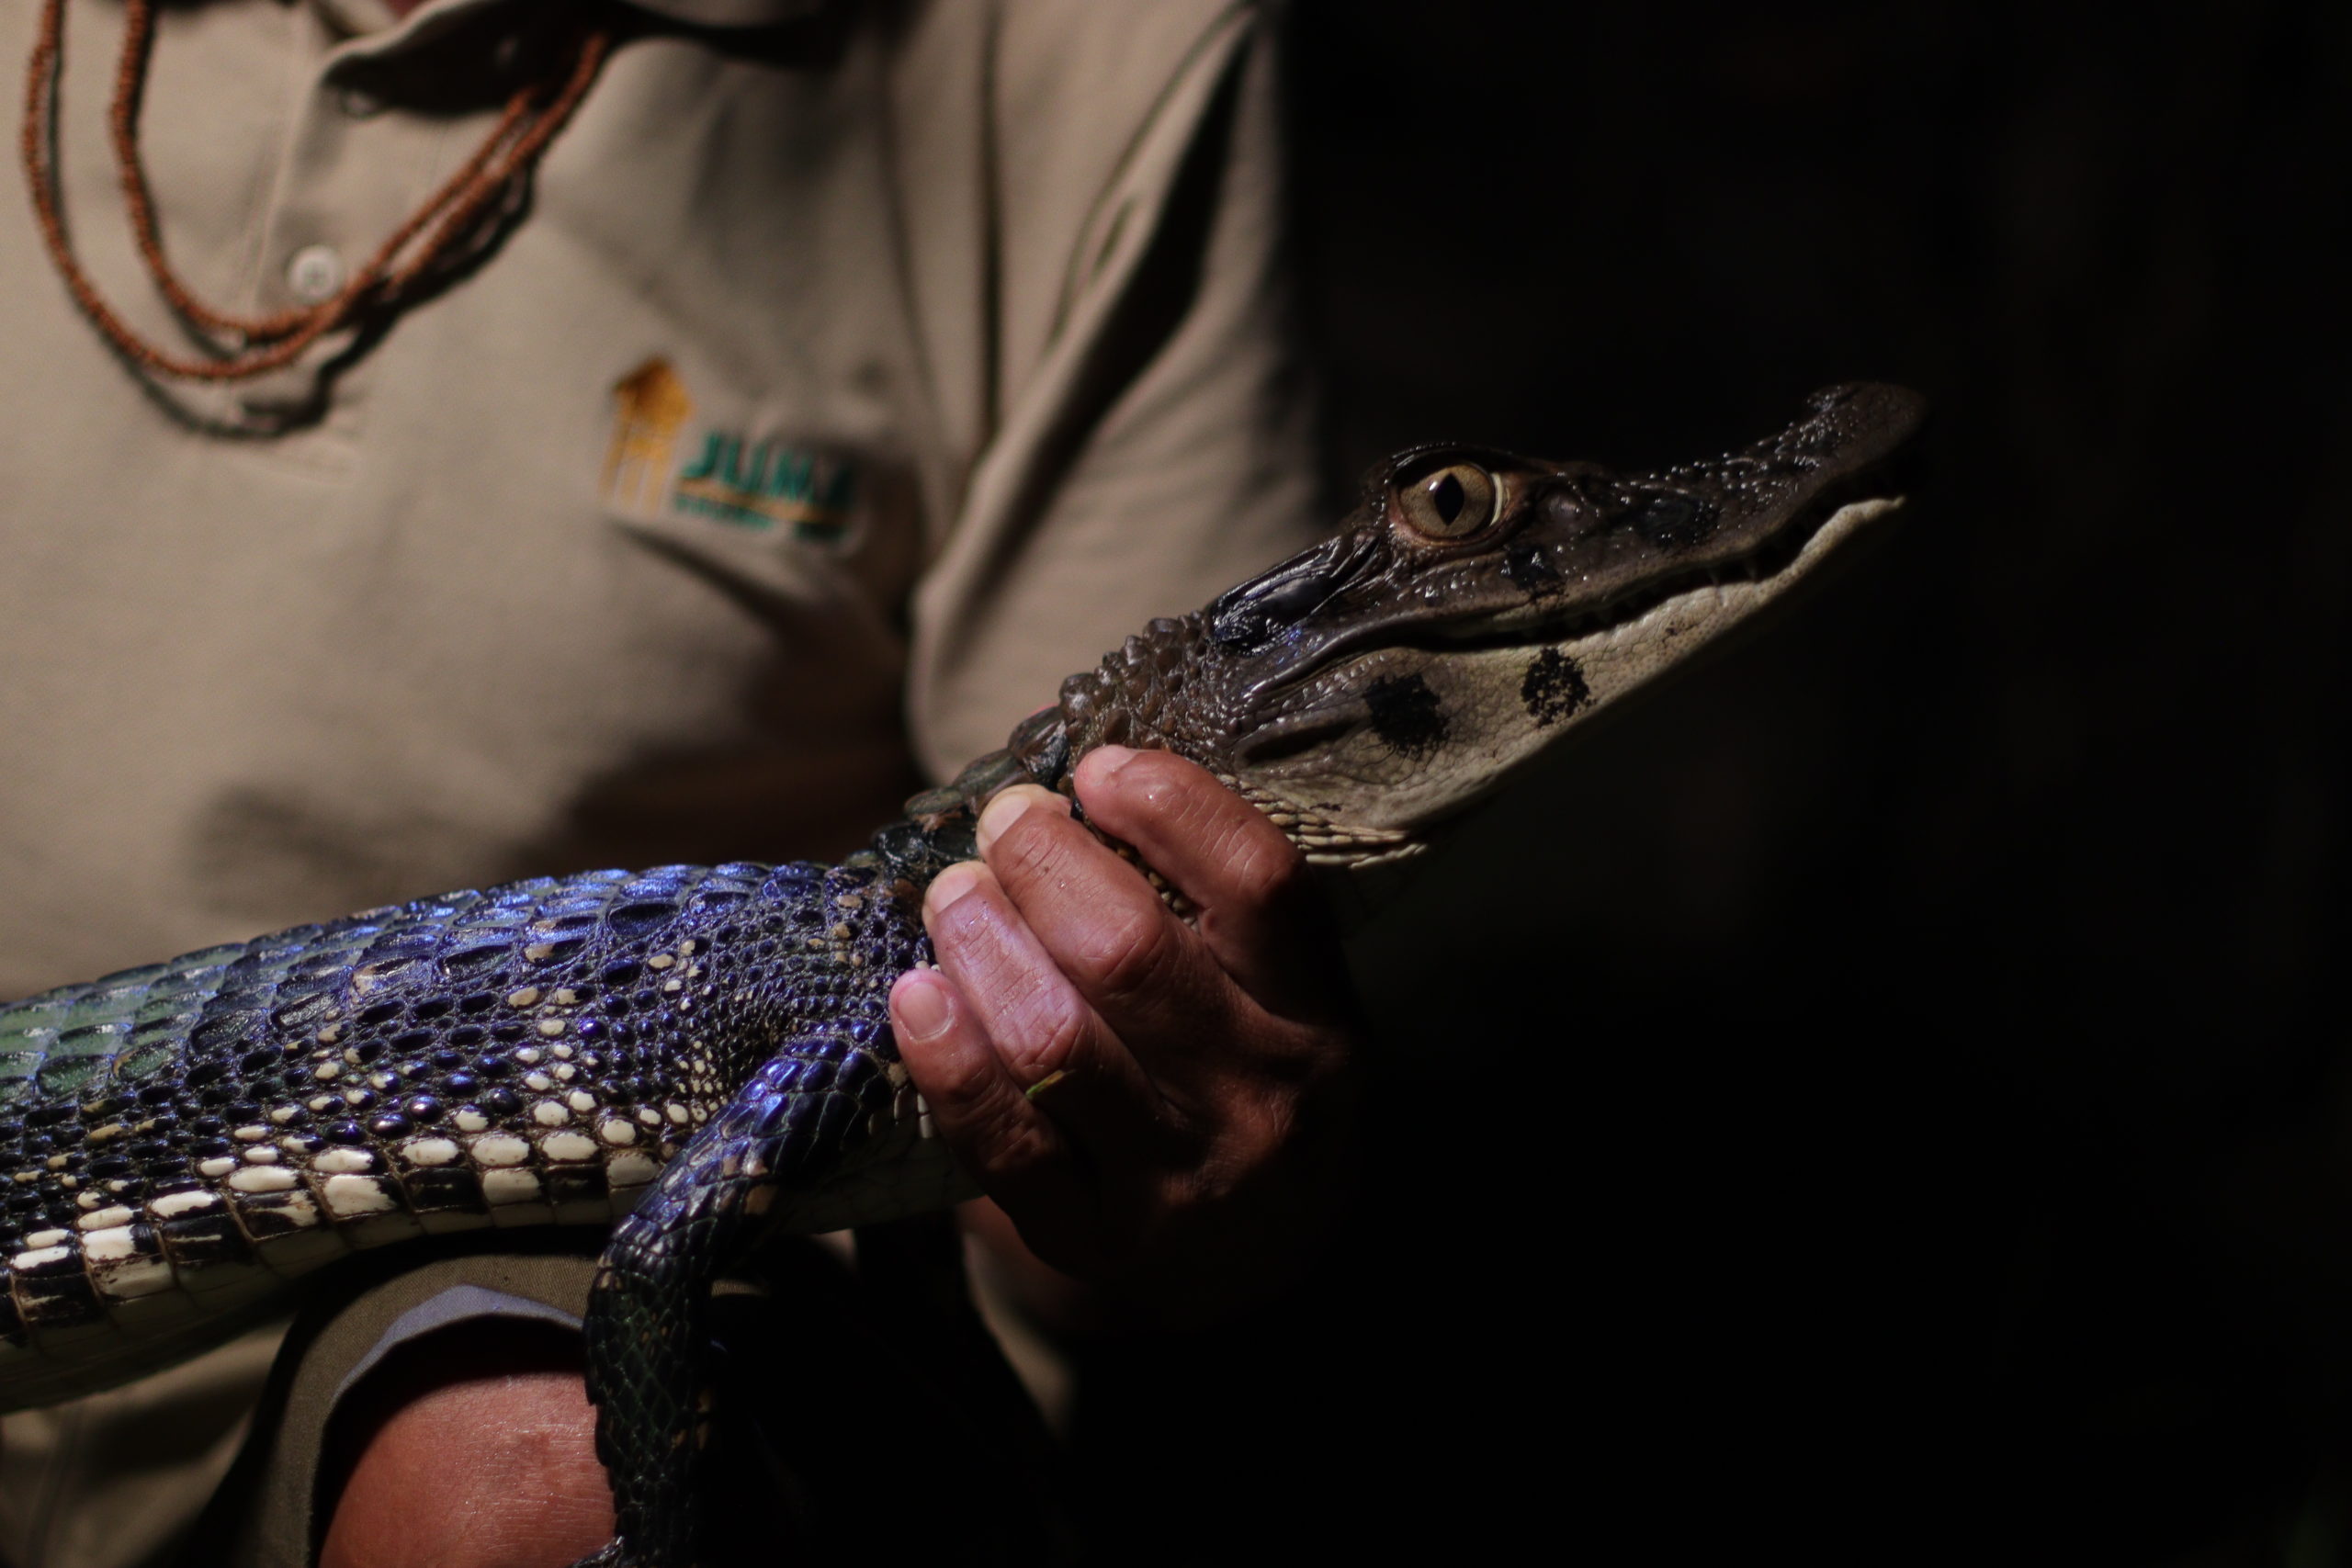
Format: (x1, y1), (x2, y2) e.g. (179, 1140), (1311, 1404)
(0, 849), (977, 1566)
(0, 386), (1927, 1566)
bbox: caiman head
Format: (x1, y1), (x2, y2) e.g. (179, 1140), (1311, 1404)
(910, 384), (1925, 874)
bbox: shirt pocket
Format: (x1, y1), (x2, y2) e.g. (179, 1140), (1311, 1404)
(590, 354), (921, 619)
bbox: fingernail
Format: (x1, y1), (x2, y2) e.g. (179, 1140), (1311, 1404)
(975, 783), (1069, 856)
(923, 861), (985, 920)
(893, 973), (955, 1042)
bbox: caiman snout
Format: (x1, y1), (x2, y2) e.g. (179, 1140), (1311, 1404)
(1098, 385), (1926, 865)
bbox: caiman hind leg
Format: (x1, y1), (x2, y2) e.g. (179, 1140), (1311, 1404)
(571, 1029), (910, 1568)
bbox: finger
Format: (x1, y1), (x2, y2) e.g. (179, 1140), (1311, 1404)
(889, 964), (1102, 1262)
(912, 862), (1169, 1182)
(972, 785), (1240, 1073)
(1069, 748), (1338, 1008)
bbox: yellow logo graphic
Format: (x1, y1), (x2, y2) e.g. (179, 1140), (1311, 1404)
(602, 357), (695, 511)
(601, 358), (857, 541)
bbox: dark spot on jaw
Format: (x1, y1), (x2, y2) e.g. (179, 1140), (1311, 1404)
(1365, 673), (1449, 761)
(1520, 649), (1589, 727)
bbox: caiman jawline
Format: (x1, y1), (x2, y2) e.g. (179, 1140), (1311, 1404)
(1232, 491), (1902, 768)
(1241, 477), (1905, 718)
(1416, 488), (1905, 655)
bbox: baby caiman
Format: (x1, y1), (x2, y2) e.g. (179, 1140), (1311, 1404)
(0, 383), (1925, 1567)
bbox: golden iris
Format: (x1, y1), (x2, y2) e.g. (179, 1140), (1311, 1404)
(1396, 462), (1498, 541)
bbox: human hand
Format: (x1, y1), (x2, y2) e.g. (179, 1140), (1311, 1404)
(888, 746), (1360, 1322)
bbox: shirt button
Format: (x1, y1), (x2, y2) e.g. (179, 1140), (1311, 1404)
(285, 245), (346, 305)
(336, 84), (385, 118)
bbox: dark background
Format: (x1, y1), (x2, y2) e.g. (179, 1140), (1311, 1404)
(1062, 4), (2352, 1563)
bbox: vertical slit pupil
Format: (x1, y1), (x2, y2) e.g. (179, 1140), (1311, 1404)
(1432, 472), (1464, 524)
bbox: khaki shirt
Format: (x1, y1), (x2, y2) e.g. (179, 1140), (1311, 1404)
(0, 0), (1315, 999)
(0, 0), (1314, 1562)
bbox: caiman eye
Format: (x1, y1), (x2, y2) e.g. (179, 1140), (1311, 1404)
(1396, 462), (1499, 541)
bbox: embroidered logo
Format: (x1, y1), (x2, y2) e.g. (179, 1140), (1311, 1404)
(600, 357), (858, 542)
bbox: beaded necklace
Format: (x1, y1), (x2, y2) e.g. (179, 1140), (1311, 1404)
(20, 0), (614, 382)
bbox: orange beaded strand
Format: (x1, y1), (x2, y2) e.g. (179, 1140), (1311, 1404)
(20, 0), (613, 382)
